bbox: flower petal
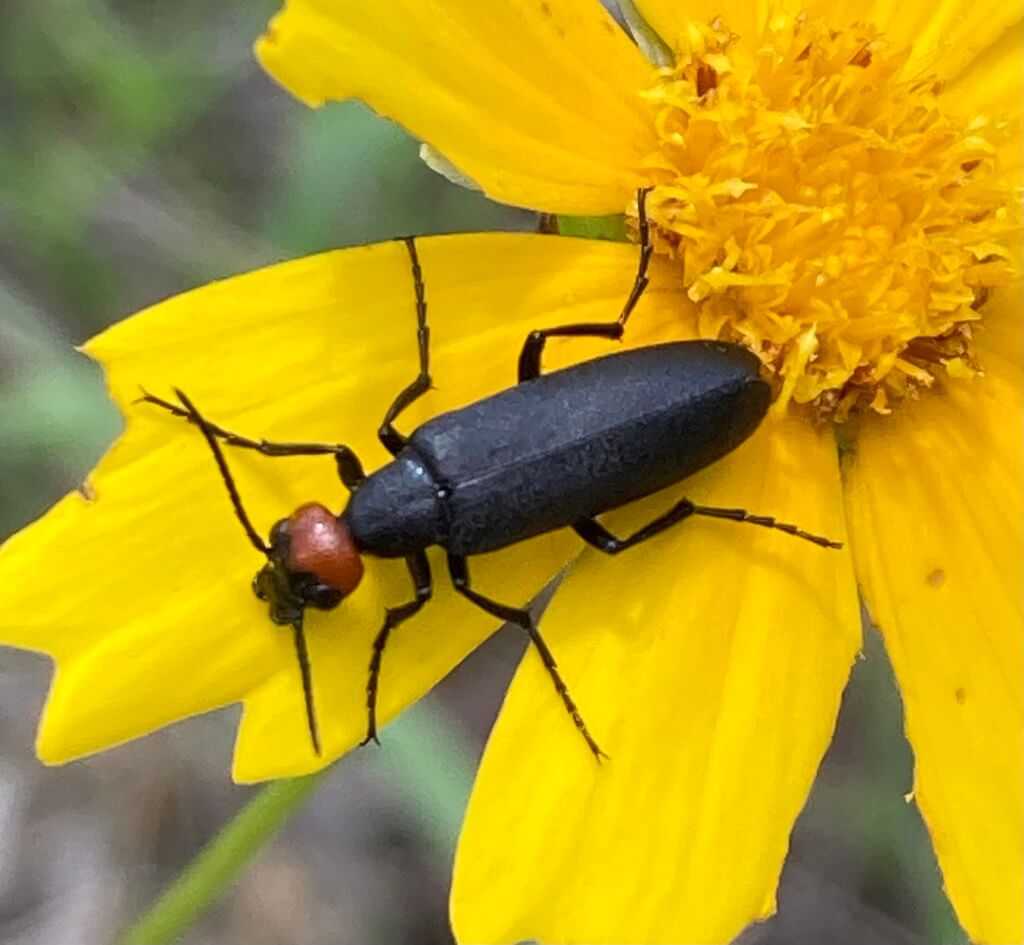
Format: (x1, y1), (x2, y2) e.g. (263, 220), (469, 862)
(634, 0), (779, 50)
(633, 0), (916, 54)
(36, 566), (386, 764)
(842, 288), (1024, 944)
(255, 0), (659, 215)
(452, 415), (861, 944)
(0, 234), (692, 772)
(636, 0), (1021, 95)
(945, 23), (1024, 175)
(871, 4), (1022, 83)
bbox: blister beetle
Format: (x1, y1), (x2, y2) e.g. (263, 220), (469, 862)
(144, 189), (841, 758)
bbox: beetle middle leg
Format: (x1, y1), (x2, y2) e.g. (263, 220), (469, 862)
(378, 236), (432, 456)
(361, 549), (433, 746)
(575, 499), (843, 552)
(447, 553), (607, 761)
(517, 186), (654, 382)
(140, 390), (365, 491)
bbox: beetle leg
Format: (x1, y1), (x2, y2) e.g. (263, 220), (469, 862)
(378, 236), (433, 456)
(574, 500), (698, 554)
(140, 389), (365, 491)
(517, 186), (654, 382)
(686, 504), (843, 549)
(576, 499), (843, 552)
(447, 554), (607, 761)
(361, 550), (433, 746)
(517, 321), (625, 382)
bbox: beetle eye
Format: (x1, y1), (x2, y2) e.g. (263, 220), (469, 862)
(308, 584), (344, 610)
(268, 518), (290, 548)
(287, 571), (344, 611)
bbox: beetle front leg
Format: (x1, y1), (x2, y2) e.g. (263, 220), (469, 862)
(361, 549), (433, 746)
(517, 187), (654, 382)
(447, 553), (606, 761)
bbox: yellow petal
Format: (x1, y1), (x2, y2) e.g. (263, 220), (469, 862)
(633, 0), (781, 49)
(453, 415), (861, 944)
(873, 4), (1022, 83)
(634, 0), (921, 55)
(35, 565), (385, 764)
(0, 234), (692, 772)
(843, 287), (1024, 944)
(636, 0), (1021, 95)
(256, 0), (659, 215)
(946, 17), (1024, 113)
(945, 23), (1024, 175)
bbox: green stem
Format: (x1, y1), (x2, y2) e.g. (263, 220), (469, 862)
(556, 213), (628, 242)
(116, 701), (477, 945)
(616, 0), (673, 67)
(118, 771), (328, 945)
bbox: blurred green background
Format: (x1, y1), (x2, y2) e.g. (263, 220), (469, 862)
(0, 2), (968, 943)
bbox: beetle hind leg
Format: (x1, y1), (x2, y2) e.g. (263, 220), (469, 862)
(574, 499), (698, 554)
(447, 554), (607, 762)
(575, 499), (843, 552)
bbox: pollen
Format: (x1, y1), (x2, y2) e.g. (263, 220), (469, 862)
(637, 15), (1021, 419)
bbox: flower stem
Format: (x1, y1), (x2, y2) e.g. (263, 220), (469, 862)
(115, 701), (475, 944)
(556, 214), (628, 242)
(117, 771), (328, 945)
(616, 0), (673, 67)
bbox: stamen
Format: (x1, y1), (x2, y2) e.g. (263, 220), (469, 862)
(636, 15), (1021, 420)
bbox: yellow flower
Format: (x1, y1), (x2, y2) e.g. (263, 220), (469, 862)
(0, 1), (1020, 943)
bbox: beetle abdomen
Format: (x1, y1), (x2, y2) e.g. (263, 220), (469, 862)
(411, 341), (770, 555)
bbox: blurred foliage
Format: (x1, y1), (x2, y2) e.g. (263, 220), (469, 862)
(0, 1), (969, 943)
(0, 0), (527, 537)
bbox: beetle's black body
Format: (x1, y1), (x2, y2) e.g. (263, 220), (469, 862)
(349, 341), (770, 557)
(147, 189), (838, 759)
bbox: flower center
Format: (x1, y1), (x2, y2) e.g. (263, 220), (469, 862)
(638, 14), (1020, 419)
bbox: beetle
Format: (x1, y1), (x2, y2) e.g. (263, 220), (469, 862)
(144, 189), (840, 759)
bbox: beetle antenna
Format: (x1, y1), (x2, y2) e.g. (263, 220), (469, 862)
(291, 616), (322, 756)
(171, 389), (321, 755)
(172, 388), (270, 556)
(690, 504), (843, 549)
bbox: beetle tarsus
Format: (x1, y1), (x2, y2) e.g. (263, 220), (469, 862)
(378, 236), (433, 457)
(690, 504), (843, 549)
